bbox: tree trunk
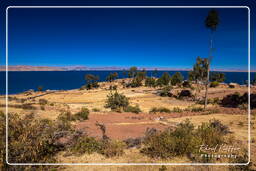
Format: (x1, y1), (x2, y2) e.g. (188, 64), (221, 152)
(204, 69), (210, 109)
(204, 30), (213, 109)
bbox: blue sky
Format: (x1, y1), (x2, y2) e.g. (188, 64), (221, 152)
(1, 0), (255, 71)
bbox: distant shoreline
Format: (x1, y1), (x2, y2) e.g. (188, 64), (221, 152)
(0, 65), (254, 72)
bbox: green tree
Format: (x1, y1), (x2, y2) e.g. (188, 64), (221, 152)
(210, 72), (225, 82)
(84, 74), (99, 89)
(106, 72), (118, 82)
(189, 57), (208, 100)
(204, 9), (219, 109)
(157, 72), (171, 86)
(171, 72), (184, 86)
(122, 69), (127, 78)
(130, 71), (146, 87)
(105, 91), (129, 112)
(153, 68), (158, 78)
(37, 86), (43, 92)
(128, 66), (138, 78)
(145, 77), (156, 87)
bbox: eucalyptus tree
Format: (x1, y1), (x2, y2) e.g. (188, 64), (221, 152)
(204, 9), (219, 109)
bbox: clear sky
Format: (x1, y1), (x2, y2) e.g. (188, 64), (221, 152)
(2, 4), (254, 70)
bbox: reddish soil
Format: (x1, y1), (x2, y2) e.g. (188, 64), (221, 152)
(76, 112), (168, 140)
(75, 108), (246, 140)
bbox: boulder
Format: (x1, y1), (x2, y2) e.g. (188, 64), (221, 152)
(228, 83), (240, 88)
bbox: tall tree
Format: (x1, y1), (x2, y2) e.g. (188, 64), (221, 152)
(152, 68), (158, 78)
(204, 9), (219, 109)
(128, 66), (138, 78)
(171, 72), (184, 86)
(189, 57), (208, 100)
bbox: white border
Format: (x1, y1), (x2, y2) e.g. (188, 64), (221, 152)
(5, 6), (251, 166)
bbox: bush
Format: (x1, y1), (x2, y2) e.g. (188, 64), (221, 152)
(57, 111), (75, 122)
(157, 72), (171, 86)
(84, 74), (100, 90)
(196, 121), (225, 145)
(74, 107), (89, 120)
(171, 72), (183, 86)
(71, 137), (102, 154)
(141, 119), (198, 158)
(158, 86), (172, 97)
(145, 77), (156, 87)
(92, 108), (100, 112)
(210, 81), (219, 87)
(172, 107), (183, 113)
(191, 106), (204, 112)
(149, 107), (171, 114)
(39, 98), (48, 105)
(100, 140), (126, 158)
(105, 91), (129, 112)
(109, 85), (117, 90)
(8, 113), (59, 163)
(221, 92), (254, 108)
(124, 105), (142, 114)
(21, 103), (37, 110)
(141, 119), (227, 159)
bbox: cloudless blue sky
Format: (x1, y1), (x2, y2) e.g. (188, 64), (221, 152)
(1, 0), (255, 70)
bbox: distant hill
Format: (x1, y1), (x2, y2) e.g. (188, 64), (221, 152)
(0, 65), (254, 72)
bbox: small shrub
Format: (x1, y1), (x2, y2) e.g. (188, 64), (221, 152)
(141, 119), (228, 159)
(145, 77), (156, 87)
(92, 108), (100, 112)
(159, 165), (167, 171)
(210, 81), (219, 87)
(105, 91), (129, 112)
(124, 105), (142, 114)
(238, 121), (244, 127)
(172, 107), (183, 113)
(57, 111), (75, 122)
(101, 140), (126, 158)
(158, 86), (172, 97)
(141, 119), (198, 158)
(40, 106), (45, 110)
(74, 107), (89, 120)
(71, 137), (102, 154)
(149, 107), (171, 114)
(109, 85), (118, 90)
(186, 105), (204, 112)
(238, 103), (248, 110)
(21, 103), (36, 110)
(39, 99), (48, 105)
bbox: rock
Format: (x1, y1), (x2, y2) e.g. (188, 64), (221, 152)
(178, 90), (192, 98)
(228, 83), (239, 88)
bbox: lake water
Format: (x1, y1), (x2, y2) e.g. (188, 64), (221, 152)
(0, 71), (254, 95)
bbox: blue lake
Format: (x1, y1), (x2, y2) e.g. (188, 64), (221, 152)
(0, 71), (254, 95)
